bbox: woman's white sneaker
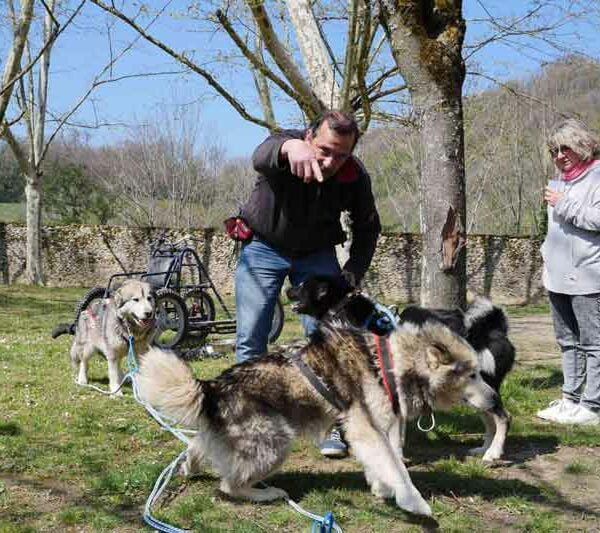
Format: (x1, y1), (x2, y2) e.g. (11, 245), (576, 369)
(555, 405), (600, 425)
(536, 398), (578, 422)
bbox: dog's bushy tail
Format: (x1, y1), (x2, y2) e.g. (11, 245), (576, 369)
(136, 347), (204, 428)
(464, 298), (509, 339)
(51, 323), (75, 339)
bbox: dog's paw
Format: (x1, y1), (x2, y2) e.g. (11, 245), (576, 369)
(371, 480), (394, 499)
(395, 490), (432, 517)
(179, 461), (192, 478)
(481, 448), (503, 463)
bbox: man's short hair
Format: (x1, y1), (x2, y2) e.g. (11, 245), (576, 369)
(309, 111), (360, 147)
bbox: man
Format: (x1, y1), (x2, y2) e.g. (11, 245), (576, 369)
(235, 110), (381, 457)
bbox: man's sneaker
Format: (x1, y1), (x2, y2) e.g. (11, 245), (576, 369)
(320, 427), (348, 458)
(536, 398), (578, 422)
(555, 405), (600, 426)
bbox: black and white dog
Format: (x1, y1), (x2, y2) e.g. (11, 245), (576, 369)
(399, 300), (515, 461)
(288, 276), (515, 462)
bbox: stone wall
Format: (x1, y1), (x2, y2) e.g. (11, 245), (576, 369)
(0, 223), (545, 304)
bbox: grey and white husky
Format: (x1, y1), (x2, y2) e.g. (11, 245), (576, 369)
(136, 293), (499, 517)
(52, 279), (156, 394)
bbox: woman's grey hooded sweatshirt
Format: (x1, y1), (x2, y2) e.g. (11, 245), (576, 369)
(542, 162), (600, 294)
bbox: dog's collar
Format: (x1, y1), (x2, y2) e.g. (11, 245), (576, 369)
(328, 292), (398, 336)
(288, 349), (346, 412)
(373, 334), (399, 415)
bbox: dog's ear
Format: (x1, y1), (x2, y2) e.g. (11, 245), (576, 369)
(113, 285), (126, 308)
(425, 341), (453, 370)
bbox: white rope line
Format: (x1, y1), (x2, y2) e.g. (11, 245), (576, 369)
(78, 338), (344, 532)
(143, 451), (190, 533)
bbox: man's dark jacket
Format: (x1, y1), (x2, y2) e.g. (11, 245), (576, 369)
(240, 129), (381, 282)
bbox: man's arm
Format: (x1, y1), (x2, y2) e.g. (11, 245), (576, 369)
(252, 129), (323, 183)
(342, 164), (382, 284)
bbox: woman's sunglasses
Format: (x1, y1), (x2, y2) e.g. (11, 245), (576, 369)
(549, 145), (572, 157)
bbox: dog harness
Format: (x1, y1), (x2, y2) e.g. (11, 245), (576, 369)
(288, 349), (347, 412)
(373, 334), (400, 415)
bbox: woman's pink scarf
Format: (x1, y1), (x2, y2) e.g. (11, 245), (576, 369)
(562, 158), (598, 181)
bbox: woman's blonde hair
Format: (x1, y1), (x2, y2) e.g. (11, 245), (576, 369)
(547, 118), (600, 161)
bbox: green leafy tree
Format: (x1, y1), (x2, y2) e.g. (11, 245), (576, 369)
(43, 161), (117, 224)
(0, 146), (24, 202)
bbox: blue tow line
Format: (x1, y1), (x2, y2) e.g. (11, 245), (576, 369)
(311, 511), (336, 533)
(126, 336), (342, 533)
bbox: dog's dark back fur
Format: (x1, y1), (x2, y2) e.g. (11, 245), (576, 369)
(399, 306), (466, 338)
(465, 305), (514, 390)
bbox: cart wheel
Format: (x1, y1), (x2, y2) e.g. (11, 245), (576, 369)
(182, 289), (216, 341)
(74, 287), (108, 321)
(154, 288), (189, 349)
(268, 298), (285, 343)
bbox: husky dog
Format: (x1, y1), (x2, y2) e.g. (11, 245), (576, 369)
(52, 280), (156, 394)
(136, 297), (499, 517)
(399, 301), (515, 462)
(289, 275), (515, 462)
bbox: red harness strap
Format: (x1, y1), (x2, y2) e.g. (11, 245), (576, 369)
(85, 307), (99, 323)
(373, 334), (399, 415)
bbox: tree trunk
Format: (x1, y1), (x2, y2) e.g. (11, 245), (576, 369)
(24, 0), (55, 285)
(285, 0), (340, 108)
(25, 170), (44, 284)
(379, 0), (467, 308)
(0, 0), (34, 124)
(415, 91), (466, 308)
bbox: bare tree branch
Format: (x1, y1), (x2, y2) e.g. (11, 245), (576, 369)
(215, 9), (304, 108)
(248, 0), (325, 117)
(467, 71), (573, 117)
(0, 1), (85, 99)
(89, 0), (277, 130)
(0, 0), (34, 123)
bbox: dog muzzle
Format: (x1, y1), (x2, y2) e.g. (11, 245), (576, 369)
(136, 317), (156, 330)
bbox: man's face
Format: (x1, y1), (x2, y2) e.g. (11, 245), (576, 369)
(305, 120), (355, 179)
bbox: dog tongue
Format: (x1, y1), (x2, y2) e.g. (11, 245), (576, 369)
(140, 318), (155, 328)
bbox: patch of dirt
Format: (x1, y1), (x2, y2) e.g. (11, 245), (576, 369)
(0, 474), (142, 532)
(509, 315), (562, 366)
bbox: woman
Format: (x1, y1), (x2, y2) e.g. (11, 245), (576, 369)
(537, 118), (600, 426)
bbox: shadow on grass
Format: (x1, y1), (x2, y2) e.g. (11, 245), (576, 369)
(269, 461), (599, 526)
(268, 470), (441, 529)
(0, 422), (21, 436)
(517, 366), (563, 390)
(406, 433), (560, 467)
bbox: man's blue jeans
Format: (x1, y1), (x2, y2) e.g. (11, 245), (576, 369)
(235, 238), (341, 362)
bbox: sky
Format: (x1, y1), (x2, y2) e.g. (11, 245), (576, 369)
(5, 0), (600, 159)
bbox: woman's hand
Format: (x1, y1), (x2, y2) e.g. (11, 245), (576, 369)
(544, 186), (564, 207)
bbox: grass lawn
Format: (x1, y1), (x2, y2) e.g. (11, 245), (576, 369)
(0, 203), (25, 224)
(1, 286), (599, 532)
